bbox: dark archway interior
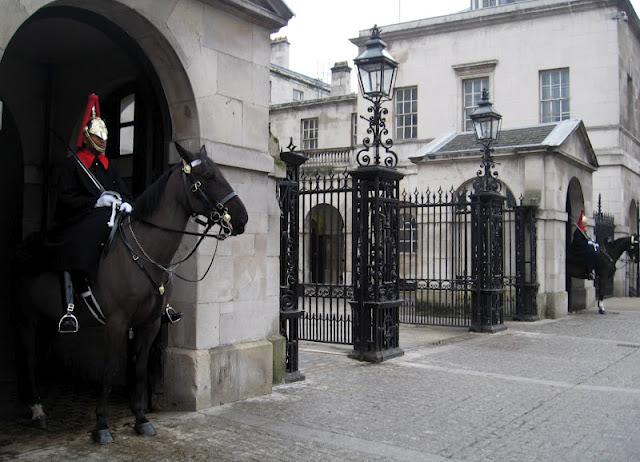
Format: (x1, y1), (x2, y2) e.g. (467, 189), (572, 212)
(0, 6), (171, 418)
(566, 177), (585, 312)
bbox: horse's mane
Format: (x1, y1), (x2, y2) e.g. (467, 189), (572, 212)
(132, 151), (217, 220)
(132, 167), (176, 220)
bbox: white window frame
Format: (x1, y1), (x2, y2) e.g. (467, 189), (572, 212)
(293, 89), (304, 102)
(395, 86), (418, 141)
(399, 214), (417, 253)
(118, 94), (135, 156)
(462, 77), (489, 132)
(301, 117), (318, 150)
(539, 68), (570, 123)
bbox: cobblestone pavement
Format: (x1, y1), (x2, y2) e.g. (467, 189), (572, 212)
(2, 298), (640, 461)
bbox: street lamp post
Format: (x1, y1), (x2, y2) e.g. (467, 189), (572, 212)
(349, 25), (404, 362)
(469, 89), (507, 333)
(353, 25), (399, 168)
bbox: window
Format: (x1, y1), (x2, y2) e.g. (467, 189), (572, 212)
(399, 215), (417, 253)
(293, 89), (304, 102)
(540, 68), (570, 123)
(351, 112), (358, 146)
(301, 118), (318, 149)
(119, 94), (135, 155)
(463, 77), (489, 131)
(395, 86), (418, 140)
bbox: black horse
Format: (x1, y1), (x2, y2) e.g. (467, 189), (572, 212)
(12, 143), (248, 443)
(567, 234), (639, 314)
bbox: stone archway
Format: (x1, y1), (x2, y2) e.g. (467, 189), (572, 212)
(304, 204), (346, 285)
(0, 0), (200, 410)
(566, 177), (586, 311)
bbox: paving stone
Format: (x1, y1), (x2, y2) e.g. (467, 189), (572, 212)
(2, 298), (640, 461)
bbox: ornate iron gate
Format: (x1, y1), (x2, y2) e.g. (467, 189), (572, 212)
(594, 195), (615, 298)
(298, 170), (354, 344)
(398, 189), (537, 327)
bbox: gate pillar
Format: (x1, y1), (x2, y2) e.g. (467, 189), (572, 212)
(278, 142), (307, 382)
(349, 166), (404, 362)
(470, 188), (507, 333)
(514, 205), (539, 321)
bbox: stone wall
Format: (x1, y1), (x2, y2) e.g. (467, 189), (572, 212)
(0, 0), (289, 411)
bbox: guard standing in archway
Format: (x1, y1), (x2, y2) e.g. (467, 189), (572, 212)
(570, 209), (600, 279)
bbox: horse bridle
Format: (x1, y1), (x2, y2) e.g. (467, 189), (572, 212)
(181, 158), (236, 240)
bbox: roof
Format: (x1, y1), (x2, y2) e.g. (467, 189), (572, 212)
(270, 64), (331, 92)
(213, 0), (294, 30)
(351, 0), (640, 46)
(438, 124), (556, 153)
(411, 119), (598, 168)
(270, 93), (357, 111)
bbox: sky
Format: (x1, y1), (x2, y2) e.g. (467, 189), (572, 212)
(274, 0), (640, 84)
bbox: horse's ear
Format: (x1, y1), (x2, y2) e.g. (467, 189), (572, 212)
(199, 145), (207, 157)
(175, 142), (194, 163)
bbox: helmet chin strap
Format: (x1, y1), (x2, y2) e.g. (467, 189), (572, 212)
(84, 129), (106, 153)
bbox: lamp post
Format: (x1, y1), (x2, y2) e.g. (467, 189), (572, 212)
(349, 25), (404, 362)
(353, 25), (399, 168)
(469, 89), (507, 333)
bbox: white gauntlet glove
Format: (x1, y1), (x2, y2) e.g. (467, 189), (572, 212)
(119, 202), (133, 214)
(588, 240), (600, 251)
(95, 191), (121, 208)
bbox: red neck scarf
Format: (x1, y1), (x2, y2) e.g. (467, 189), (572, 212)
(77, 149), (109, 170)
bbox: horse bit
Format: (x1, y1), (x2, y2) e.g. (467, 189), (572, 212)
(181, 158), (236, 240)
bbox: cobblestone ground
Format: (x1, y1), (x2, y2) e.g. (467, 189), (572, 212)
(2, 298), (640, 461)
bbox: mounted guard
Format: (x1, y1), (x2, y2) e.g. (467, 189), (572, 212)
(569, 209), (600, 280)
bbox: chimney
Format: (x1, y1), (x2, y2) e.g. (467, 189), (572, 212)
(330, 61), (351, 96)
(271, 36), (290, 68)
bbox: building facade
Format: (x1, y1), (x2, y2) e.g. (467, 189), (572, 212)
(269, 0), (640, 310)
(0, 0), (292, 412)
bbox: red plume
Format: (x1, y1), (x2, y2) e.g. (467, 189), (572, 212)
(75, 93), (102, 148)
(577, 209), (587, 232)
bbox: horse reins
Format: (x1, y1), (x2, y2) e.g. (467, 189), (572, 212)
(119, 158), (238, 294)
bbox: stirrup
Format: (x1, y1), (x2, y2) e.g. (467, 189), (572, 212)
(163, 305), (183, 324)
(58, 303), (79, 334)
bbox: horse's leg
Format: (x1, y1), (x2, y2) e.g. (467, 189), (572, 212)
(15, 317), (47, 428)
(595, 274), (606, 314)
(129, 318), (160, 437)
(93, 314), (128, 444)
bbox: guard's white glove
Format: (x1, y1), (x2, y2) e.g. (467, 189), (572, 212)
(95, 191), (120, 208)
(119, 202), (133, 214)
(588, 240), (599, 251)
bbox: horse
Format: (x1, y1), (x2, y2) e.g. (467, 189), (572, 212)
(12, 142), (248, 444)
(567, 234), (639, 314)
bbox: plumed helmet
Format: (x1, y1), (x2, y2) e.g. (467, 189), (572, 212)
(577, 209), (587, 232)
(76, 93), (108, 152)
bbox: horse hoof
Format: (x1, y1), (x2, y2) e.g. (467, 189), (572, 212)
(599, 310), (606, 315)
(92, 428), (114, 444)
(32, 416), (47, 429)
(134, 421), (157, 437)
